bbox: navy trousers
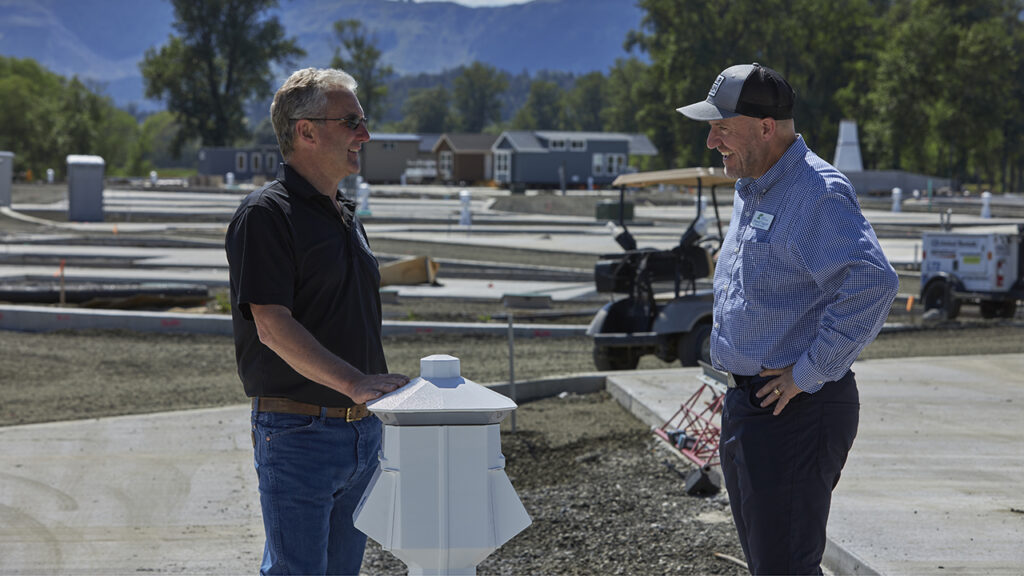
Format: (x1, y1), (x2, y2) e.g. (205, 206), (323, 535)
(719, 370), (859, 575)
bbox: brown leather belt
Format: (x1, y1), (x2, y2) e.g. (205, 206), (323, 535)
(252, 397), (370, 422)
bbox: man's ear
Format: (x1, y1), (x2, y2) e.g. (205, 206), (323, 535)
(760, 117), (776, 140)
(295, 120), (317, 147)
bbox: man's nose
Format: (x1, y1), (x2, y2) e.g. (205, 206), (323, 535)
(706, 128), (719, 150)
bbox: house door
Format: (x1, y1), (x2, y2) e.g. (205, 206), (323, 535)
(439, 151), (453, 180)
(494, 151), (511, 183)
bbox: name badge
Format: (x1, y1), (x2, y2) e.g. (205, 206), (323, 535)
(751, 211), (774, 231)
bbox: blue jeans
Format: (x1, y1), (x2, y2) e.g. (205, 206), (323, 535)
(252, 409), (382, 575)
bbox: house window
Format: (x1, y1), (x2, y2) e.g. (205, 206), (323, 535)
(235, 152), (247, 173)
(494, 150), (511, 183)
(605, 153), (626, 175)
(381, 142), (396, 151)
(570, 139), (586, 152)
(266, 154), (277, 173)
(592, 153), (604, 176)
(439, 150), (454, 179)
(251, 153), (262, 174)
(550, 139), (566, 151)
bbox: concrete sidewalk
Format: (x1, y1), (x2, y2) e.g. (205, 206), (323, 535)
(1, 354), (1022, 574)
(606, 354), (1024, 575)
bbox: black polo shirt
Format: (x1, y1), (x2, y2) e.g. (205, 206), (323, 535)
(225, 164), (387, 407)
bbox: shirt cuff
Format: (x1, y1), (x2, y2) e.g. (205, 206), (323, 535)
(793, 355), (828, 394)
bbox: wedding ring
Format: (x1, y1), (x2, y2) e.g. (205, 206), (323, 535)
(773, 388), (782, 397)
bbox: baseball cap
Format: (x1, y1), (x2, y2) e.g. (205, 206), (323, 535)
(677, 63), (795, 121)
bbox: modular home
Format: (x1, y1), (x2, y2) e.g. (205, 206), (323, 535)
(359, 133), (422, 183)
(433, 133), (500, 184)
(197, 146), (282, 182)
(491, 131), (657, 188)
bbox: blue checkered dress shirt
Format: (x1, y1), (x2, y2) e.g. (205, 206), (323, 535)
(710, 135), (898, 393)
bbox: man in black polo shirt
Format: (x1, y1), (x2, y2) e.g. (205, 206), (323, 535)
(225, 67), (409, 575)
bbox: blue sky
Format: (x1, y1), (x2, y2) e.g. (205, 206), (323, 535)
(412, 0), (535, 5)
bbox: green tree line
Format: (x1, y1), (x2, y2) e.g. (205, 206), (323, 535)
(386, 0), (1024, 191)
(4, 0), (1023, 192)
(0, 56), (137, 180)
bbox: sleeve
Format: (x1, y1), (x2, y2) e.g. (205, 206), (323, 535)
(225, 204), (296, 321)
(790, 189), (899, 393)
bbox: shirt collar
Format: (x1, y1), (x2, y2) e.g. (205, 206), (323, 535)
(735, 134), (808, 201)
(276, 163), (357, 227)
(276, 163), (320, 201)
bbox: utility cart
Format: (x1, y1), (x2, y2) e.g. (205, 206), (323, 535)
(587, 168), (735, 370)
(920, 228), (1024, 319)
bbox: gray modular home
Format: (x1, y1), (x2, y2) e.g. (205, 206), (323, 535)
(491, 131), (657, 188)
(197, 146), (282, 181)
(359, 133), (421, 183)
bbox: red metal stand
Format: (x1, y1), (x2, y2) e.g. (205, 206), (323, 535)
(653, 362), (729, 471)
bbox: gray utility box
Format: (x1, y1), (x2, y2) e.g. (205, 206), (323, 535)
(67, 155), (105, 222)
(0, 151), (13, 207)
(595, 199), (634, 222)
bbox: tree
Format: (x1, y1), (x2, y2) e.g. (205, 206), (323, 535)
(512, 80), (564, 129)
(561, 71), (607, 132)
(331, 19), (394, 118)
(401, 85), (453, 133)
(627, 0), (879, 169)
(140, 0), (303, 156)
(865, 0), (1019, 189)
(453, 62), (509, 132)
(0, 56), (141, 178)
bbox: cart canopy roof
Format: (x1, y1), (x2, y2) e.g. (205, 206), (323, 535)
(611, 167), (736, 188)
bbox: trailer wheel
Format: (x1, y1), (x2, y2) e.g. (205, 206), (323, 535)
(593, 346), (640, 371)
(678, 323), (712, 367)
(980, 300), (1018, 319)
(923, 280), (961, 319)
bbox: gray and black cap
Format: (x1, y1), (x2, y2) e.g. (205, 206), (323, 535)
(677, 63), (795, 121)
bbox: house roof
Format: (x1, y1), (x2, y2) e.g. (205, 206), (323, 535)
(433, 133), (500, 154)
(417, 133), (442, 153)
(494, 131), (658, 156)
(494, 131), (546, 153)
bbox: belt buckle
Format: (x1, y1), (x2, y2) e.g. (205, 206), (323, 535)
(727, 373), (738, 389)
(346, 404), (367, 422)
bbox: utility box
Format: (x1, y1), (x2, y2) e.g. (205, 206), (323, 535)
(595, 199), (633, 222)
(0, 151), (13, 207)
(921, 231), (1024, 319)
(354, 354), (531, 575)
(67, 154), (105, 222)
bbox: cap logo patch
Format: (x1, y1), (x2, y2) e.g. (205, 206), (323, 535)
(708, 74), (725, 97)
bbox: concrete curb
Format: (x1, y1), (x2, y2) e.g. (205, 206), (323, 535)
(0, 305), (587, 338)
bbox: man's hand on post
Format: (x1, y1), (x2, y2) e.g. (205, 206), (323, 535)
(349, 373), (410, 404)
(756, 364), (800, 416)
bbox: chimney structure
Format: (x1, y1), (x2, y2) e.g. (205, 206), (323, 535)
(833, 120), (864, 173)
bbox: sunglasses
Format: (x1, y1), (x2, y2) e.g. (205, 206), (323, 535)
(295, 115), (369, 130)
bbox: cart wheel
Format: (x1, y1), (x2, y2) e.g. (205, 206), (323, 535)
(678, 323), (712, 367)
(923, 280), (961, 319)
(593, 346), (640, 371)
(684, 467), (721, 496)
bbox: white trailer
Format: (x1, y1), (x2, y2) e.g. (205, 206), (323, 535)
(920, 229), (1024, 319)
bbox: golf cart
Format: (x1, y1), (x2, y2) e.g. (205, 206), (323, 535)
(587, 168), (735, 370)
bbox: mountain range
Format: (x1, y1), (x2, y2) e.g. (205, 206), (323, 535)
(0, 0), (646, 111)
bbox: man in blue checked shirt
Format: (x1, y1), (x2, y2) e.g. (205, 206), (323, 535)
(678, 63), (898, 575)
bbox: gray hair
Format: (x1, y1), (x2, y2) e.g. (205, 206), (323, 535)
(271, 68), (358, 159)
